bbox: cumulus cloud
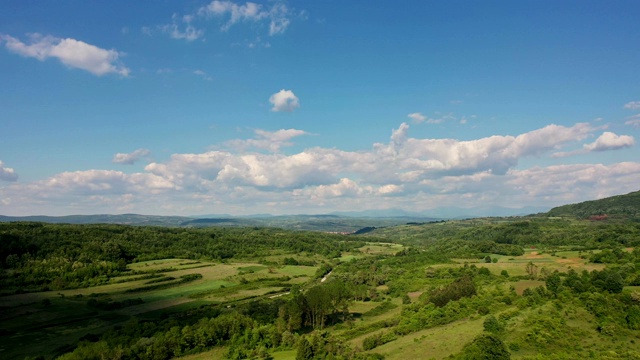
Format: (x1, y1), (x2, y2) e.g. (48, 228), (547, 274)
(624, 101), (640, 110)
(583, 132), (635, 152)
(0, 33), (129, 76)
(198, 0), (292, 35)
(0, 161), (18, 182)
(3, 121), (638, 216)
(269, 89), (299, 112)
(112, 149), (151, 165)
(507, 162), (640, 201)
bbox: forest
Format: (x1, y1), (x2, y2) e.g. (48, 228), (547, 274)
(2, 191), (640, 359)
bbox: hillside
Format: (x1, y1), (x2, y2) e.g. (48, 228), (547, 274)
(546, 190), (640, 218)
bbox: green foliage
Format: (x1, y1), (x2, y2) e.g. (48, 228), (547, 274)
(0, 223), (365, 293)
(296, 337), (314, 360)
(483, 315), (505, 334)
(546, 190), (640, 219)
(363, 300), (398, 317)
(428, 276), (476, 307)
(455, 334), (511, 359)
(545, 271), (562, 295)
(362, 331), (398, 350)
(402, 294), (411, 304)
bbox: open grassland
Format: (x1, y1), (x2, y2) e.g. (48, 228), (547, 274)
(175, 346), (228, 360)
(441, 248), (606, 278)
(271, 349), (297, 360)
(370, 316), (485, 360)
(359, 242), (404, 256)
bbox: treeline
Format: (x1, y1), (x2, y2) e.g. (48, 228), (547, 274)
(0, 222), (365, 293)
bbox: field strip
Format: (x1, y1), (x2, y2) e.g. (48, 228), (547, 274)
(117, 297), (195, 315)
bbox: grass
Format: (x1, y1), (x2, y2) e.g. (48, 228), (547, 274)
(338, 254), (362, 262)
(369, 315), (485, 359)
(175, 346), (228, 359)
(272, 349), (297, 360)
(511, 280), (546, 295)
(349, 301), (380, 314)
(359, 243), (404, 256)
(444, 249), (606, 278)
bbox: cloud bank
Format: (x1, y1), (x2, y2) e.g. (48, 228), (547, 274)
(1, 122), (637, 215)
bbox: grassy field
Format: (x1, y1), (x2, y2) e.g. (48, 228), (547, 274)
(444, 248), (606, 278)
(370, 316), (485, 359)
(0, 259), (322, 360)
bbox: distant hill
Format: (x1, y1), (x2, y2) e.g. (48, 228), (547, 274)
(546, 190), (640, 218)
(0, 214), (192, 226)
(0, 213), (438, 232)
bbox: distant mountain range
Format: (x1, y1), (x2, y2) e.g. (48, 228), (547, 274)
(0, 214), (192, 226)
(3, 191), (636, 231)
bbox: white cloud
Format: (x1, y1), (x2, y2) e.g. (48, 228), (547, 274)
(624, 101), (640, 110)
(507, 162), (640, 201)
(408, 111), (456, 124)
(224, 128), (308, 152)
(193, 69), (213, 81)
(198, 1), (292, 35)
(1, 33), (129, 76)
(269, 89), (299, 112)
(390, 122), (410, 146)
(0, 161), (18, 182)
(4, 121), (638, 216)
(112, 149), (151, 165)
(378, 184), (403, 195)
(161, 14), (204, 41)
(407, 112), (426, 123)
(583, 132), (635, 152)
(626, 114), (640, 128)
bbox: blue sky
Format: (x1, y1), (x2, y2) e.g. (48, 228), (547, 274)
(1, 0), (639, 216)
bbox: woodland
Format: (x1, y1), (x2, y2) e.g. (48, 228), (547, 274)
(1, 191), (640, 359)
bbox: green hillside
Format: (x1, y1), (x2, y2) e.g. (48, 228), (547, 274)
(546, 190), (640, 218)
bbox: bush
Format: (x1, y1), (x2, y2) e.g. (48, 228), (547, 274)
(483, 315), (505, 333)
(456, 334), (510, 359)
(429, 276), (477, 307)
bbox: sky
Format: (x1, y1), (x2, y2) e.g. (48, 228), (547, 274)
(0, 0), (639, 216)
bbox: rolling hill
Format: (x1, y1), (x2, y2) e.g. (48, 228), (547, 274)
(546, 190), (640, 218)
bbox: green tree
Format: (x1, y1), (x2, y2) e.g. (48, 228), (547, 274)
(545, 271), (561, 296)
(483, 315), (504, 334)
(525, 261), (538, 279)
(456, 334), (510, 359)
(295, 337), (313, 360)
